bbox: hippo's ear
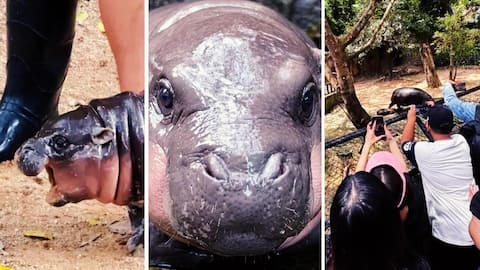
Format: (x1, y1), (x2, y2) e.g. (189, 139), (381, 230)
(91, 127), (115, 145)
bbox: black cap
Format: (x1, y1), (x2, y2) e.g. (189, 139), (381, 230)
(427, 105), (454, 134)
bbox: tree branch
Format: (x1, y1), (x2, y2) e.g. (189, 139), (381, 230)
(349, 0), (397, 59)
(325, 20), (339, 52)
(324, 53), (338, 89)
(339, 0), (382, 47)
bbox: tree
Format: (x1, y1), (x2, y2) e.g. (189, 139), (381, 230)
(325, 0), (396, 128)
(393, 0), (454, 87)
(434, 0), (480, 80)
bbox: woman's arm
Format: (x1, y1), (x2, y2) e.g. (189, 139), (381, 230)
(386, 126), (408, 171)
(355, 122), (384, 172)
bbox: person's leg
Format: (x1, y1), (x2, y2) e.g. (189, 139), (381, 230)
(98, 0), (144, 94)
(443, 82), (477, 122)
(0, 0), (77, 161)
(429, 236), (451, 269)
(430, 236), (480, 270)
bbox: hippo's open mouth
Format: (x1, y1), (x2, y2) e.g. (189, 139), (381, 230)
(45, 166), (69, 207)
(46, 167), (56, 186)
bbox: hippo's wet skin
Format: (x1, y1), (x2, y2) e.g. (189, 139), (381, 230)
(16, 92), (144, 251)
(375, 87), (434, 116)
(149, 0), (321, 265)
(389, 87), (433, 109)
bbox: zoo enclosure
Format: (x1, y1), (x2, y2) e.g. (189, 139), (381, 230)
(324, 84), (480, 266)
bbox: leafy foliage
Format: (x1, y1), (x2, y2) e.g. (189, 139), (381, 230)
(345, 2), (400, 58)
(326, 0), (365, 35)
(434, 0), (480, 67)
(396, 0), (436, 41)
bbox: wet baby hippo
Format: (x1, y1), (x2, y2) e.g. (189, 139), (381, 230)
(16, 92), (144, 251)
(389, 87), (434, 109)
(149, 0), (321, 260)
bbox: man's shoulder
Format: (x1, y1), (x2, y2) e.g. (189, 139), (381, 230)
(402, 141), (416, 152)
(402, 141), (434, 165)
(452, 133), (468, 143)
(402, 140), (429, 152)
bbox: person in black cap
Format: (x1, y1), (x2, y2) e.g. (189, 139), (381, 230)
(401, 104), (480, 269)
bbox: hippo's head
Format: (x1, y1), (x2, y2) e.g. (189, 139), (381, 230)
(16, 105), (127, 206)
(149, 1), (321, 256)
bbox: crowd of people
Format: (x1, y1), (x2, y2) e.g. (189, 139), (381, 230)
(330, 81), (480, 270)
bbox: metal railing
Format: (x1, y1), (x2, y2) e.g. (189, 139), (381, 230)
(325, 82), (336, 96)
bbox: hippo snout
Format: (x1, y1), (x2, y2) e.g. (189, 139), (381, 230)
(16, 142), (47, 176)
(168, 150), (310, 255)
(203, 152), (287, 188)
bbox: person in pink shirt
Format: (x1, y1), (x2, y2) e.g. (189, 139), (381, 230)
(356, 121), (411, 220)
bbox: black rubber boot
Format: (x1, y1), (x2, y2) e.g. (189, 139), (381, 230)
(0, 0), (78, 161)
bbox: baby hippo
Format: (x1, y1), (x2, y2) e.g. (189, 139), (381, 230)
(16, 92), (144, 251)
(149, 0), (321, 260)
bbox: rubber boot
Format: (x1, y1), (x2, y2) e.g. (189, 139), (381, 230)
(0, 0), (78, 161)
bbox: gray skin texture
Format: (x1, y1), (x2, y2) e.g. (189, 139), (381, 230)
(149, 0), (321, 256)
(16, 92), (144, 207)
(389, 87), (434, 109)
(16, 92), (145, 251)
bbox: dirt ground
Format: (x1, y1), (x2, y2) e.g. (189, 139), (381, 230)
(0, 1), (143, 269)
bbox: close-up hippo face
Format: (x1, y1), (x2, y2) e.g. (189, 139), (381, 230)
(16, 105), (123, 206)
(149, 1), (321, 256)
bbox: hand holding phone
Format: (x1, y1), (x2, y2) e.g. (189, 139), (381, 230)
(371, 116), (385, 137)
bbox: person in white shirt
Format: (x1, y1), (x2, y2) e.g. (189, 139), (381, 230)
(401, 104), (480, 269)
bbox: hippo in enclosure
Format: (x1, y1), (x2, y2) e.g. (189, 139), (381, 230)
(149, 0), (321, 268)
(16, 92), (144, 252)
(388, 87), (434, 109)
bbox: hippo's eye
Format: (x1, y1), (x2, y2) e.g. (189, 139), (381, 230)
(155, 78), (175, 116)
(50, 135), (69, 152)
(300, 82), (318, 126)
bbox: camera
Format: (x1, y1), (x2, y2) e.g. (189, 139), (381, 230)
(416, 105), (430, 117)
(371, 116), (385, 137)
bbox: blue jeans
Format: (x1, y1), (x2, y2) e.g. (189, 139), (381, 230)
(443, 83), (477, 122)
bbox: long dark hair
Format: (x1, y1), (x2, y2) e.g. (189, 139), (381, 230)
(330, 171), (405, 270)
(370, 164), (412, 210)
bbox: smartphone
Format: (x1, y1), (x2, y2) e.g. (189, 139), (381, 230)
(371, 116), (385, 137)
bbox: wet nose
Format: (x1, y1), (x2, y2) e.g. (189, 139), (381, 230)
(259, 152), (284, 181)
(203, 152), (286, 184)
(204, 153), (229, 180)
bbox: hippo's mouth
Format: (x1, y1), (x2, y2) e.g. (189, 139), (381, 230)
(46, 167), (56, 186)
(45, 166), (68, 207)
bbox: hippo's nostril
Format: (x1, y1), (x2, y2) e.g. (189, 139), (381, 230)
(204, 154), (230, 181)
(260, 153), (286, 181)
